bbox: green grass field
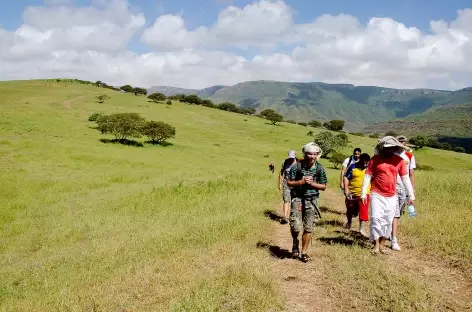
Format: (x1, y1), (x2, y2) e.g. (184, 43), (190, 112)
(1, 80), (471, 311)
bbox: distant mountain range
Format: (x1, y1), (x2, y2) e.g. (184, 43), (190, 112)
(148, 81), (472, 132)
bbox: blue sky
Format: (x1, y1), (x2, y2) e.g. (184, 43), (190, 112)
(1, 0), (472, 89)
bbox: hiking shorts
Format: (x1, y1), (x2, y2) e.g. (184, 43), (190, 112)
(290, 197), (319, 233)
(282, 182), (291, 203)
(395, 187), (407, 218)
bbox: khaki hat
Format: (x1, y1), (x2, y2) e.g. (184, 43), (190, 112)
(397, 135), (408, 143)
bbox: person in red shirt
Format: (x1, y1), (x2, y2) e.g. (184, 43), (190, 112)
(361, 136), (415, 255)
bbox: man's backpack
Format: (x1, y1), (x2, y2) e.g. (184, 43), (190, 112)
(294, 159), (323, 182)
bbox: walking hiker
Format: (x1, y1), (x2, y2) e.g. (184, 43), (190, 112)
(269, 163), (275, 174)
(360, 136), (415, 255)
(343, 153), (371, 237)
(287, 142), (327, 262)
(340, 148), (361, 190)
(391, 135), (417, 251)
(278, 151), (297, 224)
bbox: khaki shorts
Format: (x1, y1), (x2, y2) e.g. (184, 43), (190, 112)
(282, 182), (291, 203)
(290, 197), (319, 233)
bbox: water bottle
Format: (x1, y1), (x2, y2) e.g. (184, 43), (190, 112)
(407, 204), (417, 217)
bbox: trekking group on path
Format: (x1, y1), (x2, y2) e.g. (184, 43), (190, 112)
(278, 135), (416, 262)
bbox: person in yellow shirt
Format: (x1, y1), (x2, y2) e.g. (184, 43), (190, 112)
(343, 153), (371, 237)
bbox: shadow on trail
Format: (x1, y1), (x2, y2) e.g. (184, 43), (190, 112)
(256, 242), (292, 259)
(319, 205), (344, 216)
(100, 138), (144, 147)
(264, 210), (283, 223)
(319, 230), (371, 248)
(317, 219), (345, 227)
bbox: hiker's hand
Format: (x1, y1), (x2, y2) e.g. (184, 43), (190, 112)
(361, 196), (367, 205)
(304, 176), (313, 183)
(408, 199), (415, 206)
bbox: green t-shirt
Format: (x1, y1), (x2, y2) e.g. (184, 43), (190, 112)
(289, 161), (328, 197)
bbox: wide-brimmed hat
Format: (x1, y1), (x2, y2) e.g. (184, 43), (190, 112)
(374, 136), (410, 155)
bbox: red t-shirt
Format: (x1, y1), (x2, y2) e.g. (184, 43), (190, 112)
(366, 154), (408, 197)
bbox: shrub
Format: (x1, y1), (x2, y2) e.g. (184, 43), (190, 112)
(409, 136), (428, 149)
(416, 164), (434, 171)
(96, 113), (145, 140)
(218, 102), (238, 112)
(330, 151), (348, 169)
(201, 99), (216, 108)
(183, 94), (202, 105)
(453, 146), (466, 153)
(385, 131), (398, 137)
(120, 85), (133, 92)
(88, 112), (103, 121)
(141, 121), (176, 143)
(307, 131), (314, 136)
(369, 133), (379, 139)
(132, 87), (147, 96)
(323, 120), (345, 131)
(309, 120), (322, 128)
(298, 122), (308, 127)
(148, 92), (167, 102)
(239, 107), (256, 115)
(350, 132), (364, 137)
(166, 99), (172, 105)
(285, 120), (297, 124)
(336, 133), (349, 143)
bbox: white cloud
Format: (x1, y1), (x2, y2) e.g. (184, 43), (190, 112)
(1, 1), (472, 90)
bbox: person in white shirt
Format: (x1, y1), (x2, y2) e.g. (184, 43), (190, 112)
(391, 136), (417, 251)
(339, 148), (361, 190)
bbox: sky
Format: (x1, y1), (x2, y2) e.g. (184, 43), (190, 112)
(1, 0), (472, 90)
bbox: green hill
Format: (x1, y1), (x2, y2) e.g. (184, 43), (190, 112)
(149, 81), (472, 131)
(2, 79), (472, 311)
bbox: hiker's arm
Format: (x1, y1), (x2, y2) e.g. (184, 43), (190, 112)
(278, 172), (283, 189)
(360, 174), (371, 200)
(409, 169), (416, 192)
(343, 177), (350, 196)
(339, 167), (346, 188)
(401, 174), (415, 202)
(287, 179), (305, 187)
(309, 182), (327, 191)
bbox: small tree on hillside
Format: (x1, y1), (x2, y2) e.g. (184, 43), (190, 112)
(240, 107), (256, 115)
(454, 146), (465, 153)
(96, 94), (110, 103)
(307, 130), (314, 136)
(132, 87), (147, 96)
(88, 112), (103, 121)
(166, 99), (172, 105)
(260, 109), (283, 125)
(298, 122), (308, 127)
(183, 94), (202, 104)
(96, 113), (145, 140)
(120, 85), (133, 93)
(330, 151), (348, 169)
(323, 120), (345, 131)
(148, 92), (167, 102)
(141, 121), (176, 144)
(314, 131), (347, 158)
(218, 102), (238, 112)
(309, 120), (322, 128)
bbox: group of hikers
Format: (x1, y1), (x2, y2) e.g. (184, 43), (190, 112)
(277, 135), (416, 262)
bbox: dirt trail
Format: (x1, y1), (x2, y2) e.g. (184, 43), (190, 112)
(261, 188), (472, 312)
(63, 94), (86, 109)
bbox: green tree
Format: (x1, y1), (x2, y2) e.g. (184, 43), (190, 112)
(323, 120), (345, 131)
(148, 92), (167, 102)
(132, 87), (147, 96)
(166, 99), (172, 105)
(409, 135), (428, 149)
(308, 120), (322, 128)
(96, 113), (145, 140)
(168, 94), (186, 101)
(218, 102), (238, 112)
(330, 151), (348, 169)
(260, 109), (283, 125)
(314, 131), (347, 158)
(141, 121), (176, 144)
(240, 107), (256, 115)
(298, 122), (308, 127)
(183, 94), (202, 104)
(96, 94), (110, 103)
(454, 146), (465, 153)
(120, 85), (133, 93)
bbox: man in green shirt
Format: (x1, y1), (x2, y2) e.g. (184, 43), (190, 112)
(287, 142), (328, 262)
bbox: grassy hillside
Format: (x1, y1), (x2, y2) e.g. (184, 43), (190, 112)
(364, 103), (472, 145)
(149, 81), (472, 131)
(1, 80), (471, 311)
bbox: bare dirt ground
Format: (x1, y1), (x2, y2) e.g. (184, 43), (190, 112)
(260, 188), (472, 312)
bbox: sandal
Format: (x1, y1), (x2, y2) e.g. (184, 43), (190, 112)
(291, 248), (299, 258)
(300, 254), (311, 263)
